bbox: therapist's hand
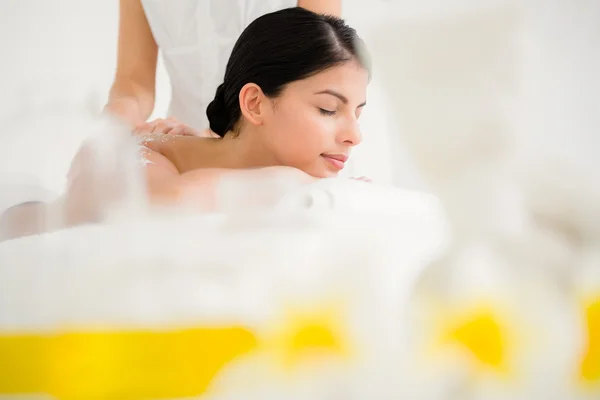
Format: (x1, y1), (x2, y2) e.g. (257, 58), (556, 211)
(134, 117), (201, 136)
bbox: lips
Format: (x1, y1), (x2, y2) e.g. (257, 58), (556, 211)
(321, 154), (348, 170)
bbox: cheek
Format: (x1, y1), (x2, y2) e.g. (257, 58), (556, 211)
(269, 106), (333, 156)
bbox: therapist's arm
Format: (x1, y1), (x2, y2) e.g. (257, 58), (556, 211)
(105, 0), (158, 129)
(298, 0), (342, 16)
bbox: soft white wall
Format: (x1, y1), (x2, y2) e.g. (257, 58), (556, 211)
(0, 1), (172, 120)
(0, 0), (169, 194)
(350, 0), (600, 188)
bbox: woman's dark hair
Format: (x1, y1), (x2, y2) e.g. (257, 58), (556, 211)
(206, 7), (371, 137)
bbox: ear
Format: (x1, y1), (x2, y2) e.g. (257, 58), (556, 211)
(239, 83), (268, 127)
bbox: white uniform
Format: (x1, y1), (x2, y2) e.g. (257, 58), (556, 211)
(141, 0), (296, 131)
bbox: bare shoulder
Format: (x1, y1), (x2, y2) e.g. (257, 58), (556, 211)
(137, 134), (216, 173)
(136, 133), (179, 153)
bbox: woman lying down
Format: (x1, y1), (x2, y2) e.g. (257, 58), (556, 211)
(0, 7), (371, 241)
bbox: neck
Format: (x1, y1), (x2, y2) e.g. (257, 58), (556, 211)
(216, 127), (278, 169)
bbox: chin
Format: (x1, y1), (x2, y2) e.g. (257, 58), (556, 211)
(314, 169), (338, 179)
(294, 163), (338, 179)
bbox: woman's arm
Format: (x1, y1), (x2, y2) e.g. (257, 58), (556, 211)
(0, 142), (127, 241)
(0, 202), (60, 241)
(298, 0), (342, 16)
(105, 0), (159, 128)
(0, 144), (317, 241)
(0, 142), (175, 241)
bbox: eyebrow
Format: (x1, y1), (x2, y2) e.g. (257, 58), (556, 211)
(315, 90), (367, 108)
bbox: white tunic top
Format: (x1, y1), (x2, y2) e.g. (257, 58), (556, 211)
(141, 0), (296, 131)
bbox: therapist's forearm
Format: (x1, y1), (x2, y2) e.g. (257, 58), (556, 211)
(105, 80), (155, 128)
(298, 0), (342, 16)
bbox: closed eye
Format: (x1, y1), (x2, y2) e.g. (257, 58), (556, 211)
(319, 108), (336, 116)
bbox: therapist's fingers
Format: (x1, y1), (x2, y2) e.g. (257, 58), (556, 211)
(150, 119), (173, 134)
(161, 117), (180, 130)
(167, 126), (196, 136)
(173, 125), (201, 136)
(158, 123), (199, 136)
(133, 121), (156, 135)
(167, 126), (185, 136)
(133, 118), (198, 136)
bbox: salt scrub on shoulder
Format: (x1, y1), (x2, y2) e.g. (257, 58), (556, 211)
(137, 144), (155, 167)
(135, 133), (176, 166)
(135, 132), (172, 145)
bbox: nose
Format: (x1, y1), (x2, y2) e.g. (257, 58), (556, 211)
(337, 120), (362, 147)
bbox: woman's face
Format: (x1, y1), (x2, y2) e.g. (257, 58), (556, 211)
(260, 61), (369, 178)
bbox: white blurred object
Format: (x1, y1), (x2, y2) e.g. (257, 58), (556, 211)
(365, 0), (599, 398)
(0, 89), (106, 195)
(0, 197), (447, 398)
(0, 173), (57, 215)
